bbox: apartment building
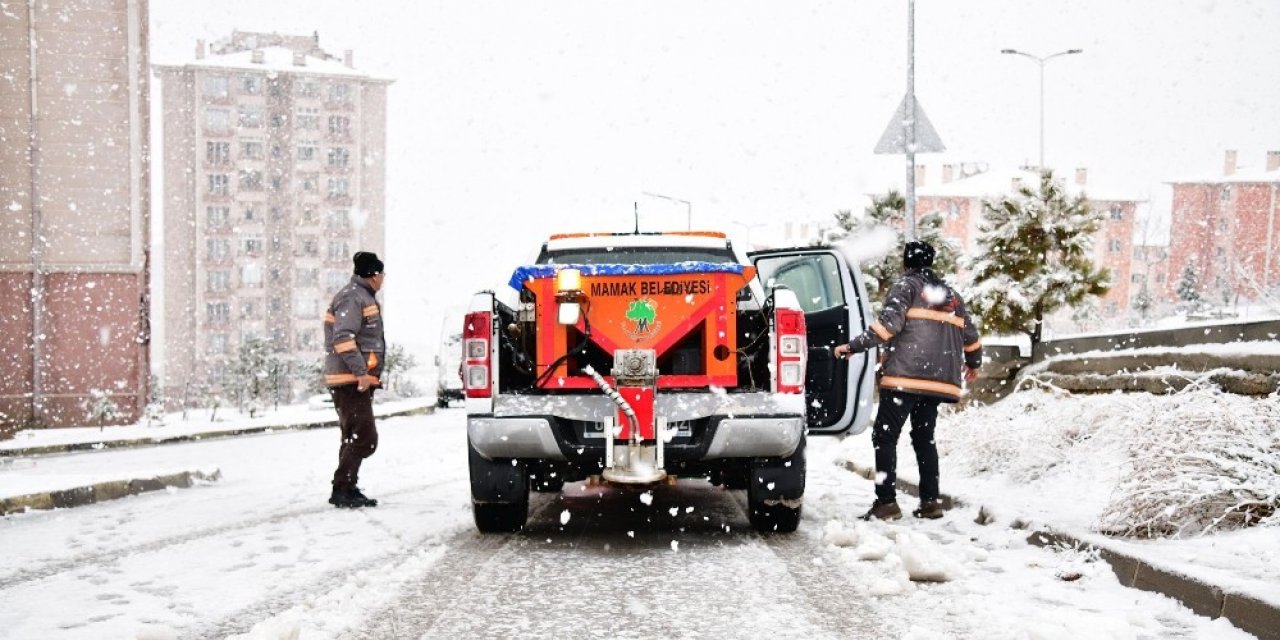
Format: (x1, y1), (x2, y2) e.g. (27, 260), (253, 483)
(154, 31), (391, 403)
(913, 165), (1142, 318)
(0, 0), (151, 429)
(1166, 150), (1280, 305)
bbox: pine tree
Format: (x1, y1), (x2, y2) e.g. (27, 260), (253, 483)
(229, 337), (286, 417)
(86, 389), (121, 432)
(382, 343), (418, 395)
(827, 190), (959, 310)
(966, 170), (1110, 357)
(1132, 281), (1154, 323)
(1176, 257), (1202, 306)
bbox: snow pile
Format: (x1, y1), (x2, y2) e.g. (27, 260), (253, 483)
(938, 390), (1134, 484)
(1097, 388), (1280, 538)
(895, 531), (963, 583)
(822, 521), (962, 588)
(939, 386), (1280, 539)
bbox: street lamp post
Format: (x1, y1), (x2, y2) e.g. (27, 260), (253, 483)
(1000, 48), (1082, 169)
(641, 192), (692, 230)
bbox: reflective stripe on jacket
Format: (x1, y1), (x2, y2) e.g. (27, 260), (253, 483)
(323, 276), (385, 388)
(846, 270), (982, 403)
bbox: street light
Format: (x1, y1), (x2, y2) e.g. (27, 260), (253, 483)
(641, 192), (692, 230)
(1000, 48), (1083, 169)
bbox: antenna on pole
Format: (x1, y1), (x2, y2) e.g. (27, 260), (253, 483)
(634, 202), (640, 234)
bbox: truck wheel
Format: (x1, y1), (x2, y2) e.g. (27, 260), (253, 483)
(746, 434), (806, 533)
(469, 438), (529, 533)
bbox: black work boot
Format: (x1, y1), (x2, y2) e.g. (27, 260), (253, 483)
(349, 487), (378, 507)
(860, 500), (903, 521)
(913, 500), (945, 519)
(330, 487), (363, 508)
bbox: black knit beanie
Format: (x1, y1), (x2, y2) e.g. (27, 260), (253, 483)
(903, 240), (935, 270)
(353, 251), (384, 277)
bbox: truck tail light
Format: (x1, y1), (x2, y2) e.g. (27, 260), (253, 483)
(775, 308), (806, 394)
(463, 311), (492, 398)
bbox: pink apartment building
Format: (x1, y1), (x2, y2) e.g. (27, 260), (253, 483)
(1, 0), (152, 430)
(1166, 150), (1280, 305)
(912, 165), (1142, 318)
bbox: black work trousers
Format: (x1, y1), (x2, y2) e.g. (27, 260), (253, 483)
(331, 384), (379, 491)
(871, 390), (941, 504)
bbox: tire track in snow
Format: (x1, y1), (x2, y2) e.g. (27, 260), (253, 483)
(349, 494), (565, 639)
(0, 477), (463, 591)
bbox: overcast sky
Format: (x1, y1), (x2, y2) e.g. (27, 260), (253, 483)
(149, 0), (1280, 361)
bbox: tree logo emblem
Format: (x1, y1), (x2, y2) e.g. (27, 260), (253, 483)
(623, 298), (661, 342)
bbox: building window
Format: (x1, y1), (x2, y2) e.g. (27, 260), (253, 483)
(207, 302), (231, 324)
(270, 175), (285, 192)
(298, 81), (319, 98)
(206, 206), (230, 229)
(327, 147), (350, 167)
(326, 177), (350, 199)
(294, 293), (320, 318)
(241, 301), (256, 319)
(300, 174), (319, 194)
(242, 206), (257, 222)
(203, 75), (229, 98)
(208, 173), (230, 196)
(1156, 274), (1166, 284)
(329, 83), (352, 104)
(1216, 247), (1226, 258)
(1130, 273), (1143, 284)
(1109, 205), (1124, 221)
(297, 330), (317, 349)
(300, 207), (317, 224)
(241, 263), (263, 287)
(270, 111), (288, 128)
(269, 297), (283, 314)
(243, 238), (264, 256)
(268, 80), (283, 97)
(240, 74), (261, 95)
(327, 115), (351, 136)
(297, 141), (319, 161)
(206, 238), (230, 260)
(325, 270), (348, 289)
(239, 170), (263, 191)
(297, 107), (320, 130)
(238, 105), (264, 128)
(208, 270), (231, 292)
(1108, 239), (1122, 252)
(327, 209), (351, 230)
(1220, 186), (1232, 202)
(299, 236), (319, 256)
(206, 141), (231, 165)
(327, 240), (350, 261)
(206, 109), (230, 133)
(240, 139), (265, 160)
(297, 268), (320, 287)
(208, 333), (229, 355)
(270, 207), (285, 222)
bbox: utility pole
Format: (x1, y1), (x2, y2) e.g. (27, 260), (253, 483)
(905, 0), (916, 240)
(1000, 48), (1083, 169)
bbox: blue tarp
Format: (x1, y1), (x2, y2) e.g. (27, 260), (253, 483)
(508, 262), (746, 291)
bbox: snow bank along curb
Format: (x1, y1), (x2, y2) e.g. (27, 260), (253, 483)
(0, 469), (221, 516)
(839, 459), (1280, 640)
(0, 402), (434, 458)
(1025, 349), (1280, 396)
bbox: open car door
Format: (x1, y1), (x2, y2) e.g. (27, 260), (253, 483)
(750, 247), (875, 436)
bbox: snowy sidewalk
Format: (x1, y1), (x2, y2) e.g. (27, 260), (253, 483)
(0, 398), (434, 514)
(835, 426), (1280, 640)
(0, 397), (435, 458)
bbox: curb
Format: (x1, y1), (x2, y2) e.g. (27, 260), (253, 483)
(0, 403), (435, 458)
(0, 469), (222, 516)
(839, 459), (1279, 640)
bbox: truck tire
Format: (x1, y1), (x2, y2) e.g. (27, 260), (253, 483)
(746, 433), (806, 533)
(468, 438), (529, 532)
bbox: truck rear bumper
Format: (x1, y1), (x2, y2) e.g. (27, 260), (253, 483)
(468, 413), (804, 461)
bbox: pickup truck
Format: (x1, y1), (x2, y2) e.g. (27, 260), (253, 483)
(463, 231), (875, 533)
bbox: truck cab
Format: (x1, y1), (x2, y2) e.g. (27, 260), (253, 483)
(464, 232), (874, 533)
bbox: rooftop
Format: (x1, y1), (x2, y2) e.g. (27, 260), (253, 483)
(915, 166), (1146, 203)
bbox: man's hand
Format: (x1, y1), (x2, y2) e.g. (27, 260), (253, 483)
(357, 374), (378, 392)
(964, 366), (979, 383)
(833, 344), (852, 359)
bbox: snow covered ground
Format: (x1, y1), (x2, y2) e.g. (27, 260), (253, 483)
(0, 409), (1257, 639)
(835, 387), (1280, 613)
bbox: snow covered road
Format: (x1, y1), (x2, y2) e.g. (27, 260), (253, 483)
(0, 410), (1251, 639)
